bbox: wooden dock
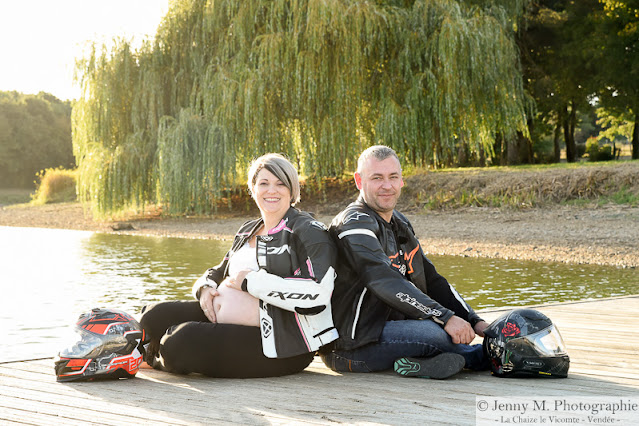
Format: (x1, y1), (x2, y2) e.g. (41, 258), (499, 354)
(1, 296), (638, 425)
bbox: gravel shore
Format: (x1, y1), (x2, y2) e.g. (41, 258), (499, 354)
(1, 202), (637, 268)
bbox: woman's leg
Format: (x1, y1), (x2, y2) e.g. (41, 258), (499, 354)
(139, 300), (206, 362)
(160, 321), (314, 378)
(140, 301), (313, 377)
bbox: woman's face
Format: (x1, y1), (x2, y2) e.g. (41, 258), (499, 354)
(251, 168), (292, 222)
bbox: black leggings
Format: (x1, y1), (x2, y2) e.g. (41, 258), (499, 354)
(139, 301), (314, 378)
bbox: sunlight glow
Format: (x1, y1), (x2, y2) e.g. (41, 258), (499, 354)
(0, 0), (169, 101)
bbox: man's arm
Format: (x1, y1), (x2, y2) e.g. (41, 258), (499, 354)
(333, 211), (455, 325)
(420, 253), (484, 327)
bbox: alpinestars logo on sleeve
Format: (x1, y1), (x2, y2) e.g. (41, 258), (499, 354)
(310, 220), (328, 231)
(343, 211), (369, 224)
(396, 292), (442, 317)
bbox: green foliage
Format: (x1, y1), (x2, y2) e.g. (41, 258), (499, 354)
(0, 91), (74, 188)
(156, 109), (236, 214)
(587, 0), (639, 159)
(73, 0), (530, 216)
(585, 138), (614, 162)
(30, 168), (77, 205)
(595, 107), (634, 143)
(601, 186), (639, 206)
(576, 143), (587, 158)
(517, 0), (637, 163)
(531, 135), (555, 164)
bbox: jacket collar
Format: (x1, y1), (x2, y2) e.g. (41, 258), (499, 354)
(242, 206), (299, 241)
(355, 195), (397, 229)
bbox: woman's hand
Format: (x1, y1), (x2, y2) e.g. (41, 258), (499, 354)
(199, 285), (219, 323)
(224, 270), (252, 291)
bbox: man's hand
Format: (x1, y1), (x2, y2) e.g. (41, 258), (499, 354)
(473, 320), (489, 337)
(199, 285), (219, 323)
(444, 315), (476, 344)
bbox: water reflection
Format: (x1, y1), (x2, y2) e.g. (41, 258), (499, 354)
(79, 232), (226, 305)
(0, 226), (227, 363)
(1, 226), (637, 363)
(434, 255), (638, 308)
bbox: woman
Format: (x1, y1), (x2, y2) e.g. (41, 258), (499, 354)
(140, 153), (338, 377)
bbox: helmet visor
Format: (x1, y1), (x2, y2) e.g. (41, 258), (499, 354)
(58, 326), (130, 359)
(505, 324), (568, 357)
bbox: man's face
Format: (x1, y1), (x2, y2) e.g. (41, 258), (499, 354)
(354, 156), (404, 221)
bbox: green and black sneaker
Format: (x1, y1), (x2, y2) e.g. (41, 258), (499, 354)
(394, 353), (465, 379)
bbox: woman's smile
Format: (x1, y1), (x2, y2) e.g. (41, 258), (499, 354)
(252, 168), (291, 226)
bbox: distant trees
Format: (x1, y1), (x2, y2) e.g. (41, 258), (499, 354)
(592, 0), (639, 160)
(71, 0), (638, 216)
(0, 92), (74, 188)
(73, 0), (530, 215)
(518, 0), (639, 163)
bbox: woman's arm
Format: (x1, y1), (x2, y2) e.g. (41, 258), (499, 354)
(191, 246), (233, 323)
(192, 219), (260, 299)
(192, 268), (221, 299)
(241, 266), (335, 314)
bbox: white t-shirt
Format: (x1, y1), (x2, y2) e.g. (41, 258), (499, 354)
(227, 242), (259, 278)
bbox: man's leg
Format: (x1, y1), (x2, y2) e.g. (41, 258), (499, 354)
(321, 319), (486, 373)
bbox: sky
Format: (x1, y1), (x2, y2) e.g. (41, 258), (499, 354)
(0, 0), (170, 101)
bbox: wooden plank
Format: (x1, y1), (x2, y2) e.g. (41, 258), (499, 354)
(1, 296), (638, 425)
(0, 406), (99, 426)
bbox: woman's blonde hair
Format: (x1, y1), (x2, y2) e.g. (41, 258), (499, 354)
(247, 153), (301, 205)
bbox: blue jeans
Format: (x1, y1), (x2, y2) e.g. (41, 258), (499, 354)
(321, 320), (487, 373)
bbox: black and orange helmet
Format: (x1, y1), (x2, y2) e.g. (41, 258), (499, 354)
(54, 308), (145, 382)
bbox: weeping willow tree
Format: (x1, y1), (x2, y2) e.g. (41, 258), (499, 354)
(73, 0), (530, 215)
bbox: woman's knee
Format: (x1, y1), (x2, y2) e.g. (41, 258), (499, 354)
(139, 300), (205, 342)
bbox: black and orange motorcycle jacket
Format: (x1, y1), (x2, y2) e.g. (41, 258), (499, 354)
(328, 197), (483, 351)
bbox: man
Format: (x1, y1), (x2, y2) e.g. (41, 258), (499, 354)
(321, 145), (489, 379)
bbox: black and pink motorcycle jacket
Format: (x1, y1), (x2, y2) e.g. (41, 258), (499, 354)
(192, 207), (338, 358)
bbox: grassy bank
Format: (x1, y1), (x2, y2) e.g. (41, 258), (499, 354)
(399, 160), (639, 211)
(2, 160), (638, 216)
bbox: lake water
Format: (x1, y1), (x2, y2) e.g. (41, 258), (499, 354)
(1, 226), (637, 363)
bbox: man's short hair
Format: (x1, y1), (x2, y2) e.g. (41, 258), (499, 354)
(357, 145), (401, 173)
(248, 153), (301, 205)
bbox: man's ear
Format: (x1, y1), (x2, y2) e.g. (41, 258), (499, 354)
(354, 172), (363, 190)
